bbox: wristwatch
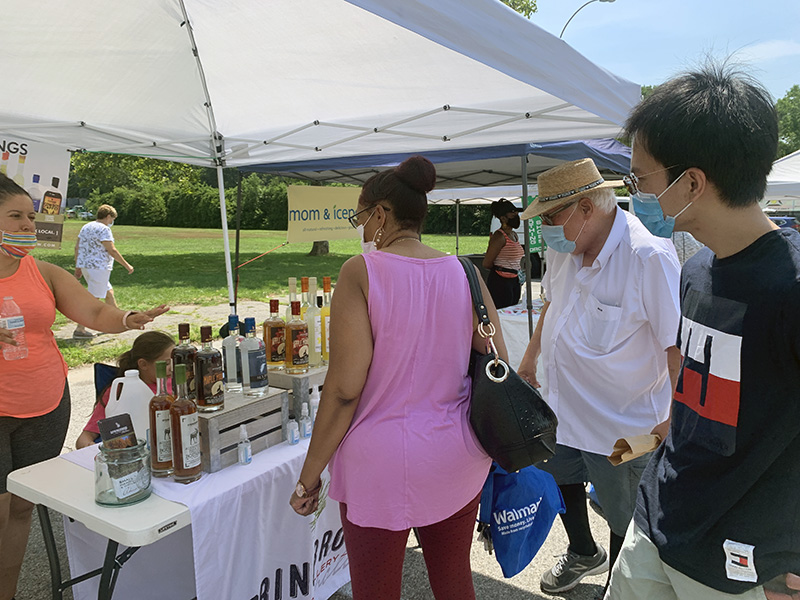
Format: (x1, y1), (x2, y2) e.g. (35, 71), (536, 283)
(295, 479), (321, 498)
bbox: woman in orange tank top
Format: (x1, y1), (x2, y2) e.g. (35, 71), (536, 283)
(0, 173), (169, 600)
(483, 198), (525, 308)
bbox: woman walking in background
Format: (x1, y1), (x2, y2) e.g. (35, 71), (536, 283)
(483, 198), (524, 308)
(73, 203), (134, 339)
(290, 156), (507, 600)
(0, 173), (167, 600)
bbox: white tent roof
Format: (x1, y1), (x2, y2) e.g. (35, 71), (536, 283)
(1, 0), (639, 168)
(765, 149), (800, 201)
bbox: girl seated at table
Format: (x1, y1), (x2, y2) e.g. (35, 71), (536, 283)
(76, 330), (174, 449)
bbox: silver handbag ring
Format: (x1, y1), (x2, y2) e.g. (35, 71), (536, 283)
(485, 358), (509, 383)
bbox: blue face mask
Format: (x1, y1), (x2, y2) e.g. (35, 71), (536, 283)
(631, 171), (690, 238)
(541, 204), (586, 254)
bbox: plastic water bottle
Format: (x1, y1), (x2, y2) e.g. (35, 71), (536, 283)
(238, 424), (252, 465)
(1, 296), (28, 361)
(309, 387), (321, 424)
(300, 402), (312, 438)
(287, 418), (300, 445)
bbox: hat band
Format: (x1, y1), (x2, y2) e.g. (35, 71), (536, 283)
(540, 178), (605, 203)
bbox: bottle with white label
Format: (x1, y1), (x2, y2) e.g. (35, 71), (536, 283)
(0, 296), (28, 361)
(306, 278), (323, 368)
(300, 402), (312, 438)
(238, 424), (252, 465)
(222, 314), (243, 392)
(149, 360), (174, 477)
(309, 387), (321, 424)
(169, 364), (202, 484)
(241, 317), (269, 397)
(287, 418), (300, 445)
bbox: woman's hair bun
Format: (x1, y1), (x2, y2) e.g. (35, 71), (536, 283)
(395, 155), (436, 194)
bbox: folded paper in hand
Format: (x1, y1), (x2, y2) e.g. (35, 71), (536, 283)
(608, 434), (662, 466)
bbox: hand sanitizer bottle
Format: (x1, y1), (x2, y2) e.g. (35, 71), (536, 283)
(300, 403), (312, 438)
(238, 424), (252, 465)
(309, 387), (321, 424)
(287, 418), (300, 445)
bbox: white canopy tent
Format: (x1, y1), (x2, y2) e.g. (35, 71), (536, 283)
(0, 0), (640, 309)
(763, 150), (800, 211)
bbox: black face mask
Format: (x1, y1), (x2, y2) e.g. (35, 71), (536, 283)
(507, 216), (521, 229)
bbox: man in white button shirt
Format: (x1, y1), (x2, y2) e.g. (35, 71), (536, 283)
(517, 159), (681, 597)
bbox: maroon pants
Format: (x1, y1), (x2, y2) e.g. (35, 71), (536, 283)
(340, 494), (480, 600)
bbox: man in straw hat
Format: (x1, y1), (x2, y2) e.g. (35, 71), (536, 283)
(606, 64), (800, 600)
(517, 158), (681, 595)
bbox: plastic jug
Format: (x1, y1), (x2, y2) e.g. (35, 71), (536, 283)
(106, 370), (154, 441)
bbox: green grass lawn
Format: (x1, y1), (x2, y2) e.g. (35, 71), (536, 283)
(40, 221), (489, 324)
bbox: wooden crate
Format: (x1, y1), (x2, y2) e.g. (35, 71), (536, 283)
(268, 365), (327, 418)
(197, 386), (288, 473)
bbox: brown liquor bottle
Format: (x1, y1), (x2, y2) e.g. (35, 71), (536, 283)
(263, 299), (285, 370)
(285, 300), (309, 374)
(149, 360), (174, 477)
(170, 364), (202, 484)
(195, 325), (224, 412)
(172, 323), (197, 401)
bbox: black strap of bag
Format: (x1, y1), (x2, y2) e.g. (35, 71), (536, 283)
(458, 257), (503, 372)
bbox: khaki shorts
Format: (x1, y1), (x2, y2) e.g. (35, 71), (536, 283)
(82, 267), (113, 299)
(606, 522), (767, 600)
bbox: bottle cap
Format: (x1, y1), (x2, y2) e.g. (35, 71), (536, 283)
(200, 325), (213, 342)
(270, 299), (280, 313)
(301, 277), (309, 293)
(174, 363), (187, 385)
(52, 177), (60, 187)
(178, 323), (190, 340)
(32, 174), (40, 183)
(323, 276), (332, 292)
(244, 317), (256, 333)
(155, 360), (167, 379)
(228, 315), (239, 331)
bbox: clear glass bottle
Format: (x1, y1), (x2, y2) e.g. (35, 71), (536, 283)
(238, 424), (252, 465)
(195, 325), (224, 412)
(299, 402), (312, 438)
(306, 277), (323, 368)
(300, 277), (310, 320)
(285, 301), (309, 374)
(149, 360), (174, 477)
(263, 299), (285, 370)
(169, 364), (202, 484)
(320, 276), (332, 365)
(284, 277), (297, 323)
(222, 315), (243, 393)
(241, 317), (269, 397)
(0, 296), (28, 361)
(172, 323), (197, 400)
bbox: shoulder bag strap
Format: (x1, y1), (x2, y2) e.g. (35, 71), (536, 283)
(458, 257), (498, 356)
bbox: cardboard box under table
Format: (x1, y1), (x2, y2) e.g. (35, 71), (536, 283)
(198, 386), (288, 473)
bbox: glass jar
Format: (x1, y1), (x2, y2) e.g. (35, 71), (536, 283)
(94, 439), (152, 506)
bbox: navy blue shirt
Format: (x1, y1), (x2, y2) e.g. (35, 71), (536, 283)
(636, 229), (800, 593)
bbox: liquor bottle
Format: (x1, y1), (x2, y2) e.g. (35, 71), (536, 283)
(0, 296), (28, 361)
(263, 299), (285, 370)
(300, 277), (310, 319)
(320, 276), (332, 365)
(149, 360), (174, 477)
(169, 364), (202, 484)
(195, 325), (224, 412)
(172, 323), (197, 400)
(222, 315), (243, 393)
(285, 300), (309, 374)
(41, 177), (62, 215)
(241, 317), (269, 397)
(27, 174), (45, 212)
(299, 402), (312, 438)
(238, 424), (252, 465)
(284, 277), (297, 323)
(306, 277), (323, 368)
(12, 155), (26, 186)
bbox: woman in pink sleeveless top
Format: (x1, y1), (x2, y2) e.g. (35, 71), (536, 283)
(290, 157), (508, 600)
(0, 173), (168, 600)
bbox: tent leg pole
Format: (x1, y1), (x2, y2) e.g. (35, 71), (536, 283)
(234, 171), (243, 315)
(521, 155), (533, 339)
(216, 166), (236, 314)
(456, 200), (460, 256)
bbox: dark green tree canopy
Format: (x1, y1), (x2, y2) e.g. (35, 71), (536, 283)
(777, 84), (800, 158)
(500, 0), (537, 18)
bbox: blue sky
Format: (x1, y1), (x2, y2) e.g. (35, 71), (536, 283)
(527, 0), (799, 101)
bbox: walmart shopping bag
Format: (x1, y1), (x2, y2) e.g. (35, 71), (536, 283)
(478, 463), (565, 578)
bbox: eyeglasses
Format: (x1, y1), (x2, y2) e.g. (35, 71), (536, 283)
(347, 205), (392, 228)
(622, 165), (681, 195)
(540, 200), (577, 226)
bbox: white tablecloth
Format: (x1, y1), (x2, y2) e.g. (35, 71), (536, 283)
(63, 440), (349, 600)
(496, 300), (542, 372)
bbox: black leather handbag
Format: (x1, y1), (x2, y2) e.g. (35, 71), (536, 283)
(459, 257), (558, 473)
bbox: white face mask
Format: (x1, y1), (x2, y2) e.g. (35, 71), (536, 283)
(357, 210), (378, 254)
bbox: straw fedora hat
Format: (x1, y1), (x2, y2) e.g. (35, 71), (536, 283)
(520, 158), (621, 220)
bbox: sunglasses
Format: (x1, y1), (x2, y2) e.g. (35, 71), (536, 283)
(348, 205), (392, 229)
(622, 165), (681, 196)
